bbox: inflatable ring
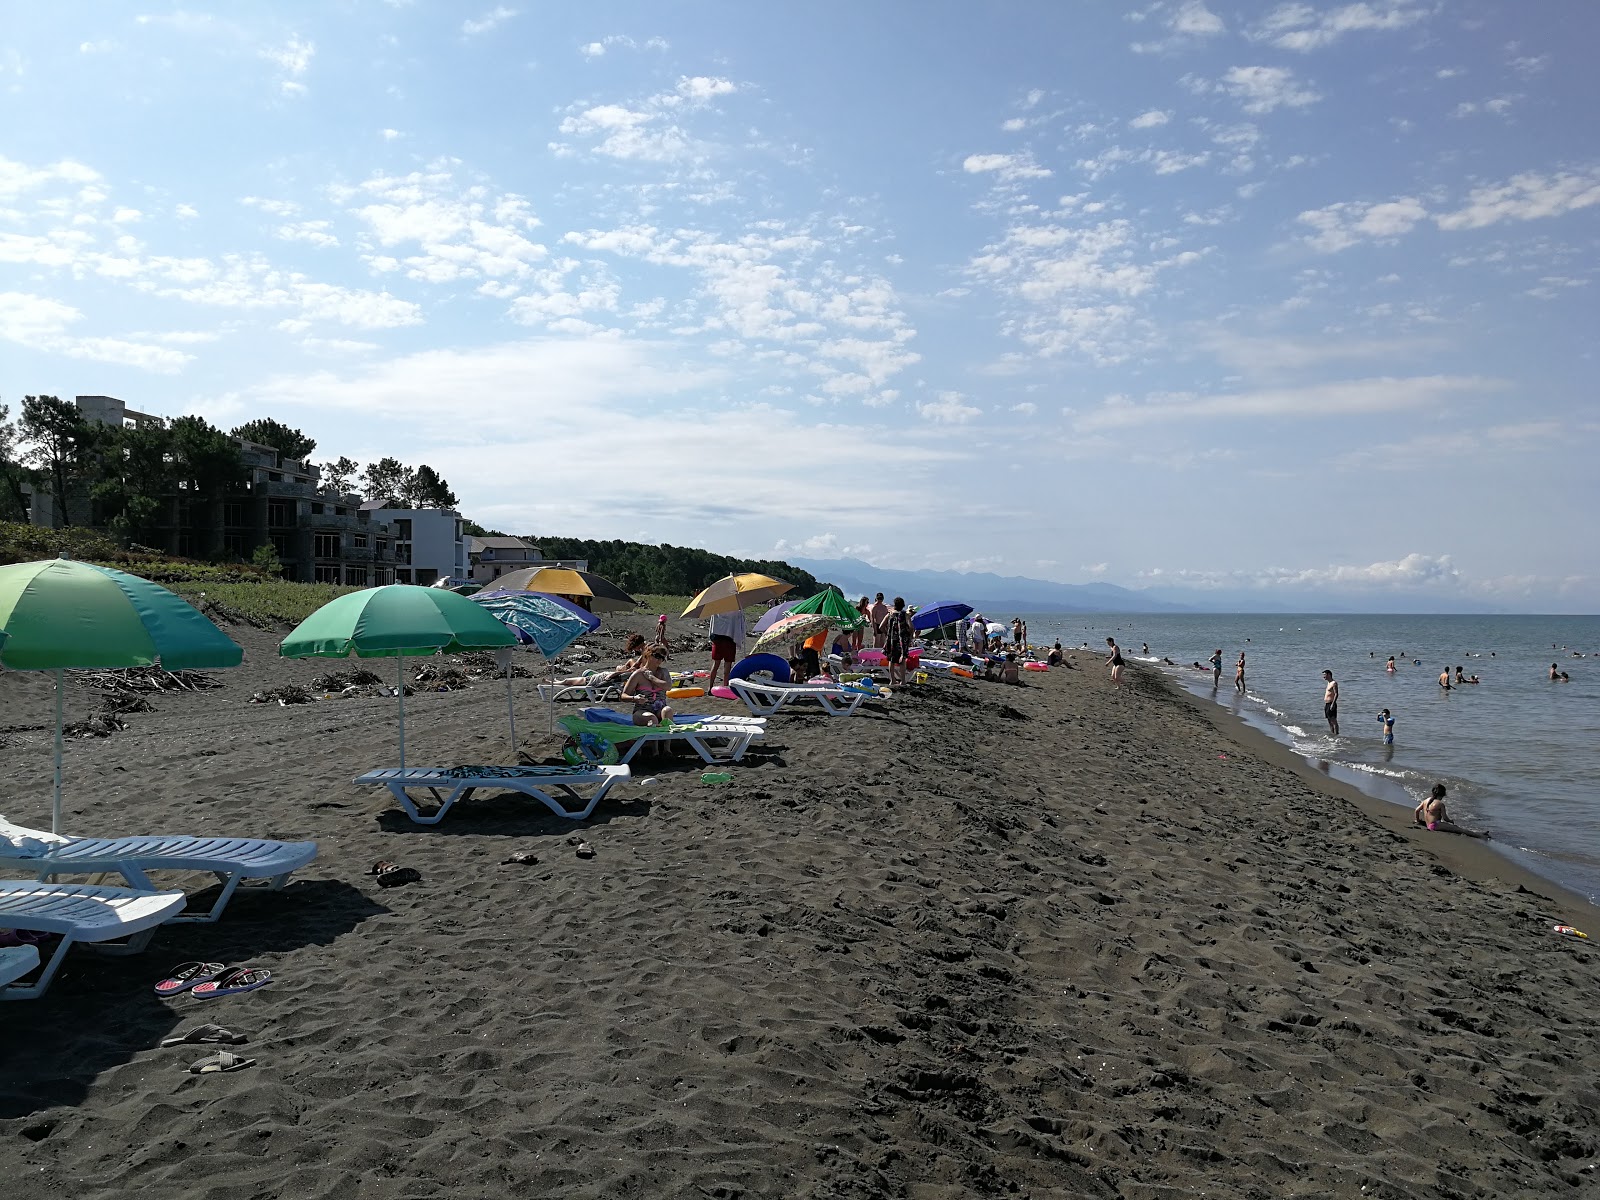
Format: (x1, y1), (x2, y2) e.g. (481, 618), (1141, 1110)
(729, 653), (792, 684)
(562, 732), (620, 766)
(710, 685), (737, 700)
(1023, 662), (1048, 672)
(949, 666), (974, 679)
(666, 686), (704, 699)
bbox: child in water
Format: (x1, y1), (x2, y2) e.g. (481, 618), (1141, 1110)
(1377, 708), (1394, 745)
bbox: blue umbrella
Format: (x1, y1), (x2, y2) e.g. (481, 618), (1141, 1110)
(911, 600), (973, 632)
(472, 589), (604, 738)
(473, 590), (600, 657)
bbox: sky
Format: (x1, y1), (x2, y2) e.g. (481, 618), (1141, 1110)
(2, 3), (1597, 612)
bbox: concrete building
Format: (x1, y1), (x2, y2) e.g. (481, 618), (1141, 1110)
(466, 536), (589, 584)
(364, 502), (468, 586)
(27, 395), (398, 586)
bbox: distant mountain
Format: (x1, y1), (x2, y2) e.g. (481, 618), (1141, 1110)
(789, 557), (1512, 615)
(789, 557), (1194, 614)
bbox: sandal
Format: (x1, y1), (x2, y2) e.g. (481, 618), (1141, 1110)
(191, 966), (273, 999)
(187, 1050), (255, 1074)
(154, 961), (226, 998)
(161, 1023), (248, 1047)
(376, 866), (421, 888)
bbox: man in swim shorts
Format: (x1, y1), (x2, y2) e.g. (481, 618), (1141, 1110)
(1321, 669), (1339, 736)
(706, 606), (746, 692)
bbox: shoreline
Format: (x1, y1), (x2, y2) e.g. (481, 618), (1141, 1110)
(3, 618), (1600, 1196)
(1149, 659), (1600, 922)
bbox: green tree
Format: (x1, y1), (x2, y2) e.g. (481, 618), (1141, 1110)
(230, 418), (316, 462)
(361, 456), (412, 504)
(462, 519), (506, 537)
(0, 403), (36, 522)
(319, 455), (360, 497)
(251, 542), (283, 575)
(92, 419), (175, 543)
(404, 463), (458, 510)
(20, 395), (93, 527)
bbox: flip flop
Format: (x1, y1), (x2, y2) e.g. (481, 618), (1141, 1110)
(161, 1023), (248, 1047)
(154, 961), (226, 998)
(187, 1050), (255, 1074)
(191, 966), (273, 999)
(501, 851), (539, 866)
(376, 866), (421, 888)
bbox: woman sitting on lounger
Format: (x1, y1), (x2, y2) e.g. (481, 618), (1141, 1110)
(623, 646), (674, 728)
(555, 634), (646, 689)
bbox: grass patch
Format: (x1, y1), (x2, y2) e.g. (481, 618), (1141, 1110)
(171, 580), (357, 626)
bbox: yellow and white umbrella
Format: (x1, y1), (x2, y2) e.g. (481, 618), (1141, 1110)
(681, 572), (793, 619)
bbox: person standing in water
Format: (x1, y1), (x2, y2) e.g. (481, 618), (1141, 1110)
(1234, 651), (1246, 693)
(1386, 655), (1397, 673)
(1321, 669), (1340, 736)
(1377, 708), (1395, 744)
(1209, 648), (1223, 688)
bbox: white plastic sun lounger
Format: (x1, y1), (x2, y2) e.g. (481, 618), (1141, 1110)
(0, 945), (40, 989)
(536, 679), (623, 703)
(354, 764), (632, 825)
(0, 823), (318, 923)
(0, 882), (187, 1000)
(558, 718), (765, 767)
(729, 677), (870, 717)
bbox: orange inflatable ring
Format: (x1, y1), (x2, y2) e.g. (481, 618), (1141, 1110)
(1023, 662), (1048, 671)
(666, 687), (705, 699)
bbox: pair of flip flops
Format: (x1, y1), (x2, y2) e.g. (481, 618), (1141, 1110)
(368, 860), (422, 888)
(187, 1050), (255, 1074)
(160, 1023), (254, 1073)
(154, 961), (273, 999)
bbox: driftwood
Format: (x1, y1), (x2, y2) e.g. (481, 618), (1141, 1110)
(76, 667), (222, 694)
(413, 665), (473, 691)
(250, 684), (315, 706)
(311, 668), (384, 691)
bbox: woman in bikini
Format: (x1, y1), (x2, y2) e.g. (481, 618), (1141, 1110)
(623, 646), (675, 728)
(1413, 783), (1489, 839)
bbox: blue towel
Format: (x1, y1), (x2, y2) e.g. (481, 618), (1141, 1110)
(582, 706), (719, 726)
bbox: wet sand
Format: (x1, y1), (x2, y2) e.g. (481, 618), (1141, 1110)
(2, 616), (1598, 1198)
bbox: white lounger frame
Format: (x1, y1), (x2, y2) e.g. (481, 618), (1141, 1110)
(0, 882), (187, 1000)
(729, 678), (868, 717)
(0, 835), (318, 923)
(355, 764), (632, 825)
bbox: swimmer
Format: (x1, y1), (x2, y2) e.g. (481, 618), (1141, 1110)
(1377, 708), (1394, 745)
(1321, 669), (1339, 736)
(1386, 655), (1396, 673)
(1209, 648), (1222, 688)
(1438, 669), (1452, 691)
(1413, 783), (1488, 839)
(1234, 650), (1246, 693)
(1550, 662), (1560, 681)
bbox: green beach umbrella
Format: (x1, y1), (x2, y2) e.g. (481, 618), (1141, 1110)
(0, 557), (245, 833)
(279, 584), (517, 768)
(788, 586), (867, 631)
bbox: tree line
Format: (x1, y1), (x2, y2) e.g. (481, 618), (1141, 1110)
(515, 534), (820, 598)
(0, 399), (458, 546)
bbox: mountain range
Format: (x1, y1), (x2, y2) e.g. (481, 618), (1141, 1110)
(788, 557), (1508, 615)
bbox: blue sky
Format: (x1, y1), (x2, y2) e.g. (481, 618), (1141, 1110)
(3, 2), (1597, 611)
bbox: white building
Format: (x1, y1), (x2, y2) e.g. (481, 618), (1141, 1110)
(363, 502), (468, 586)
(466, 536), (589, 583)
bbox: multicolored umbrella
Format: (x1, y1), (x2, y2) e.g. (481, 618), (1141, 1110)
(752, 598), (803, 633)
(280, 584), (517, 768)
(681, 573), (793, 619)
(0, 557), (244, 833)
(751, 611), (835, 653)
(490, 566), (637, 614)
(473, 589), (603, 740)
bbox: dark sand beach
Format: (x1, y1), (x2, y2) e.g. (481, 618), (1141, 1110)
(3, 613), (1599, 1198)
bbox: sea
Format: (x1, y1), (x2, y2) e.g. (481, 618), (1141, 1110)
(1010, 613), (1600, 904)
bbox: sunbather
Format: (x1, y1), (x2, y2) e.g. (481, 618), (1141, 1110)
(554, 634), (646, 688)
(623, 645), (675, 728)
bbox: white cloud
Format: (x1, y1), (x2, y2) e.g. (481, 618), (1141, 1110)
(262, 35), (313, 95)
(1010, 401), (1037, 414)
(1251, 2), (1430, 52)
(462, 7), (517, 36)
(1078, 375), (1500, 430)
(962, 153), (1052, 182)
(917, 391), (981, 423)
(772, 533), (872, 558)
(380, 128), (402, 141)
(1215, 66), (1321, 114)
(1129, 110), (1171, 129)
(276, 220), (339, 249)
(1299, 169), (1600, 251)
(0, 292), (193, 373)
(677, 75), (736, 101)
(1132, 1), (1225, 53)
(1082, 562), (1109, 576)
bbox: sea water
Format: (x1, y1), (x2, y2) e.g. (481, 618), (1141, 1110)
(1014, 613), (1600, 903)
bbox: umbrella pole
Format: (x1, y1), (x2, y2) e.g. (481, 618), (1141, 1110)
(52, 669), (65, 835)
(506, 667), (517, 760)
(396, 656), (406, 770)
